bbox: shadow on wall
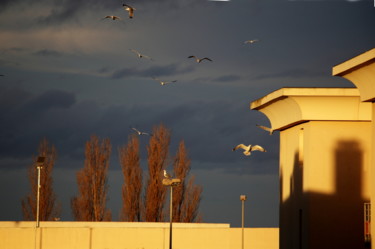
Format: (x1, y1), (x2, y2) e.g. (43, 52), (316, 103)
(281, 140), (370, 249)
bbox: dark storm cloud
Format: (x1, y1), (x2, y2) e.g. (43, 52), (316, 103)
(0, 0), (118, 27)
(0, 0), (21, 10)
(252, 68), (327, 81)
(0, 85), (277, 175)
(212, 74), (242, 82)
(36, 0), (116, 25)
(0, 88), (76, 160)
(110, 63), (195, 79)
(26, 89), (76, 112)
(33, 49), (63, 58)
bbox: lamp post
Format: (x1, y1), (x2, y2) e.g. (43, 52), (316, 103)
(240, 195), (247, 249)
(163, 178), (181, 249)
(36, 156), (46, 228)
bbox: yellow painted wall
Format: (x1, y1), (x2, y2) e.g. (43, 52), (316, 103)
(0, 222), (279, 249)
(279, 120), (371, 249)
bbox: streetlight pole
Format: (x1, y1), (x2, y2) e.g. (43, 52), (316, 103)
(36, 156), (45, 228)
(163, 177), (181, 249)
(240, 195), (247, 249)
(169, 185), (173, 249)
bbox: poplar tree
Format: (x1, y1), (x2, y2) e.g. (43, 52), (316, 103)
(119, 134), (143, 221)
(22, 138), (60, 221)
(71, 135), (112, 221)
(143, 124), (170, 222)
(172, 141), (202, 222)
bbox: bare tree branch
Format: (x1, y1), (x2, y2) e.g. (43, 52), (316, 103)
(143, 124), (171, 222)
(71, 135), (112, 221)
(22, 138), (60, 221)
(119, 134), (143, 221)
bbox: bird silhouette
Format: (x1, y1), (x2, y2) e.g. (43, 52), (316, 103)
(129, 49), (153, 60)
(131, 127), (151, 136)
(163, 170), (172, 179)
(244, 39), (259, 44)
(103, 15), (121, 20)
(152, 77), (177, 86)
(123, 4), (136, 18)
(256, 124), (274, 135)
(232, 144), (266, 156)
(188, 55), (212, 63)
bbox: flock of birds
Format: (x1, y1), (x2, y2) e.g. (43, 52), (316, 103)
(102, 3), (270, 158)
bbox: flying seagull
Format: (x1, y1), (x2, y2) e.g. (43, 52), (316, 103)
(103, 15), (121, 20)
(152, 77), (177, 86)
(131, 127), (151, 136)
(129, 49), (153, 60)
(256, 124), (274, 135)
(188, 55), (212, 63)
(244, 39), (259, 44)
(123, 4), (136, 18)
(163, 170), (172, 179)
(232, 144), (266, 156)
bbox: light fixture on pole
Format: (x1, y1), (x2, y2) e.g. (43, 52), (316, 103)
(240, 195), (247, 249)
(163, 177), (181, 249)
(36, 156), (46, 228)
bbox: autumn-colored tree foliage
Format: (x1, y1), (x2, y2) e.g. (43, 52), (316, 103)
(143, 124), (171, 222)
(180, 175), (203, 222)
(119, 134), (142, 221)
(22, 138), (60, 221)
(172, 141), (202, 222)
(71, 135), (112, 221)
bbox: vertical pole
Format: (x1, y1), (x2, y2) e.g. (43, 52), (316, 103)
(169, 186), (173, 249)
(242, 199), (245, 249)
(36, 166), (42, 228)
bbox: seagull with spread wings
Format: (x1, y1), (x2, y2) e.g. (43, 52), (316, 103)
(129, 49), (153, 60)
(244, 39), (259, 44)
(103, 15), (121, 20)
(232, 144), (266, 156)
(123, 4), (136, 18)
(256, 124), (274, 135)
(152, 77), (177, 86)
(131, 127), (151, 136)
(188, 55), (212, 63)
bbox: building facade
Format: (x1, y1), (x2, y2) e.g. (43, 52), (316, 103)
(251, 48), (375, 249)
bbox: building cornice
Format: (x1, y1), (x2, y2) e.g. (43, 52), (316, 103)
(250, 88), (371, 131)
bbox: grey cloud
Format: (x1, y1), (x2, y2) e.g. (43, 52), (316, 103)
(0, 89), (77, 160)
(252, 68), (328, 81)
(0, 90), (277, 175)
(212, 74), (242, 82)
(26, 89), (76, 112)
(111, 63), (195, 79)
(33, 49), (63, 57)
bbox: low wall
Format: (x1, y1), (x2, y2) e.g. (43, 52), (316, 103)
(0, 222), (279, 249)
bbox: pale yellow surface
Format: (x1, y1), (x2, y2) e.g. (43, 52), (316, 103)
(250, 88), (371, 131)
(334, 48), (375, 246)
(332, 48), (375, 102)
(0, 222), (279, 249)
(251, 87), (371, 249)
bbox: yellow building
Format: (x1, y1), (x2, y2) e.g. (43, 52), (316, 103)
(251, 48), (375, 249)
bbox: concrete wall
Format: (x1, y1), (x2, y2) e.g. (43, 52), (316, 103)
(279, 121), (371, 249)
(251, 87), (372, 249)
(333, 48), (375, 245)
(0, 222), (279, 249)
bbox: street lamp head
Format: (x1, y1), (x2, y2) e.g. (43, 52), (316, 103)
(36, 156), (46, 168)
(163, 178), (181, 186)
(240, 195), (247, 201)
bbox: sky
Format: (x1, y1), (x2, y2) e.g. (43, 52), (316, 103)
(0, 0), (374, 228)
